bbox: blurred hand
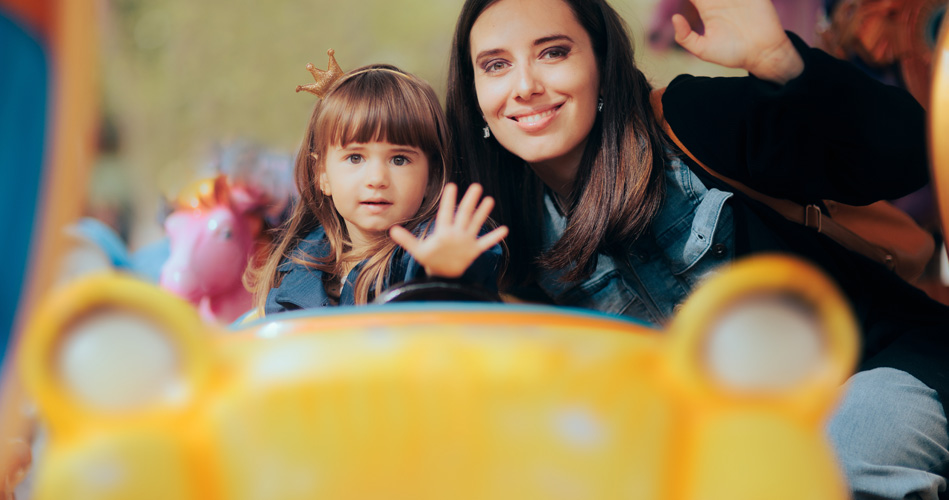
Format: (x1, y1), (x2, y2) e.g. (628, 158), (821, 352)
(390, 183), (508, 279)
(3, 438), (31, 500)
(673, 0), (803, 84)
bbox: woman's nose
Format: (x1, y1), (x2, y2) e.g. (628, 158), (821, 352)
(515, 64), (543, 100)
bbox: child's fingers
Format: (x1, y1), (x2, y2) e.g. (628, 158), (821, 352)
(389, 225), (422, 255)
(468, 196), (495, 235)
(455, 183), (483, 229)
(435, 183), (458, 228)
(476, 225), (508, 252)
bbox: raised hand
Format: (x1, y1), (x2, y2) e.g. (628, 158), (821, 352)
(389, 183), (508, 279)
(672, 0), (803, 84)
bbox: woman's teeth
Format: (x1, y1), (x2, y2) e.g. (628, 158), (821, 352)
(518, 108), (555, 123)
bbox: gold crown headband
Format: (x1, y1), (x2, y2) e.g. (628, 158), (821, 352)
(296, 49), (345, 98)
(298, 50), (416, 162)
(296, 49), (412, 99)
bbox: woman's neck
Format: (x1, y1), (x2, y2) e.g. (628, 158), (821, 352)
(527, 141), (586, 200)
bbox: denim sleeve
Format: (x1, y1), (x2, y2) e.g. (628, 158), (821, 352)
(265, 228), (333, 314)
(394, 247), (427, 284)
(460, 240), (503, 293)
(264, 262), (332, 314)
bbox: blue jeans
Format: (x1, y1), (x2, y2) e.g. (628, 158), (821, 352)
(828, 368), (949, 500)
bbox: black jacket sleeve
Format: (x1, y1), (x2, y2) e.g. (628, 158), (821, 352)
(661, 32), (929, 206)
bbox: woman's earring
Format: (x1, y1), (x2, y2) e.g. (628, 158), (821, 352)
(597, 97), (604, 112)
(483, 123), (491, 139)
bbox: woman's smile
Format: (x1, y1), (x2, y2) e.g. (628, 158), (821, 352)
(508, 103), (563, 130)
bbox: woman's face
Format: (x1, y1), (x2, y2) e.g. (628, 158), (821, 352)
(469, 0), (600, 174)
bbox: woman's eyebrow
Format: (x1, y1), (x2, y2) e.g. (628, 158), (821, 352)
(474, 48), (505, 63)
(533, 34), (574, 47)
(474, 35), (575, 63)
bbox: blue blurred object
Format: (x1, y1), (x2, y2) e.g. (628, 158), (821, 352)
(130, 237), (170, 283)
(72, 217), (169, 283)
(0, 10), (49, 367)
(74, 217), (132, 269)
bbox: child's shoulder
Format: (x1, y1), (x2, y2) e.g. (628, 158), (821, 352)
(298, 224), (328, 246)
(268, 225), (332, 313)
(279, 225), (329, 271)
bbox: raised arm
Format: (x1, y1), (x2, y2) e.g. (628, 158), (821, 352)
(390, 183), (508, 279)
(672, 0), (803, 84)
(662, 31), (928, 205)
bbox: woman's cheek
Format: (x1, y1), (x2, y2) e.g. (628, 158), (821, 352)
(476, 80), (507, 116)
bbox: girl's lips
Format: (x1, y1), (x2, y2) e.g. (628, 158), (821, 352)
(361, 201), (392, 214)
(508, 103), (563, 131)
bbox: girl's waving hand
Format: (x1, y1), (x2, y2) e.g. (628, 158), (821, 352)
(390, 183), (508, 279)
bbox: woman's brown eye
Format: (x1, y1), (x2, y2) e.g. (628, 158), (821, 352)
(485, 60), (508, 73)
(543, 47), (569, 59)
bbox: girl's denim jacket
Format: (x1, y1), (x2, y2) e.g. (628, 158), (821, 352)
(265, 224), (503, 314)
(536, 155), (735, 326)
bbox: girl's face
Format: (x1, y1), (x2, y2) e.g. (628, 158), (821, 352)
(320, 141), (430, 250)
(469, 0), (600, 175)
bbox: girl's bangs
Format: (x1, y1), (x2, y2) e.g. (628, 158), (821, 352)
(317, 77), (441, 155)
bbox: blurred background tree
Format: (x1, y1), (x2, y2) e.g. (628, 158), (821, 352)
(95, 0), (742, 247)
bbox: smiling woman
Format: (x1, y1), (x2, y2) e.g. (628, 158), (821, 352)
(445, 0), (949, 498)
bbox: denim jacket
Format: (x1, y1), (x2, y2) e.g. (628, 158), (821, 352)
(536, 155), (735, 325)
(265, 224), (503, 314)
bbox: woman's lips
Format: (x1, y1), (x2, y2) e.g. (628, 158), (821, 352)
(509, 103), (563, 131)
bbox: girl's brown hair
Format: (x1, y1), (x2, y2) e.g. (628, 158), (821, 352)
(249, 64), (450, 310)
(446, 0), (668, 287)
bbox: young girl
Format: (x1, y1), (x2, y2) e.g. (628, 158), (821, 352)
(251, 62), (507, 314)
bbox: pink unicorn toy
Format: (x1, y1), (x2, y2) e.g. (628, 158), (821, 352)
(160, 175), (273, 324)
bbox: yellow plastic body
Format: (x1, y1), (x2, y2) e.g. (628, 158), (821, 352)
(20, 255), (856, 500)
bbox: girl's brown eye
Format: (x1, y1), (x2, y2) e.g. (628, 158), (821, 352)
(391, 156), (410, 166)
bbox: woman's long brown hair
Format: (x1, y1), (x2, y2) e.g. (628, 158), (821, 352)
(248, 64), (450, 311)
(446, 0), (669, 287)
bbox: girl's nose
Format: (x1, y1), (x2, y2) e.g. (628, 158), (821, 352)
(365, 160), (390, 188)
(515, 64), (544, 100)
